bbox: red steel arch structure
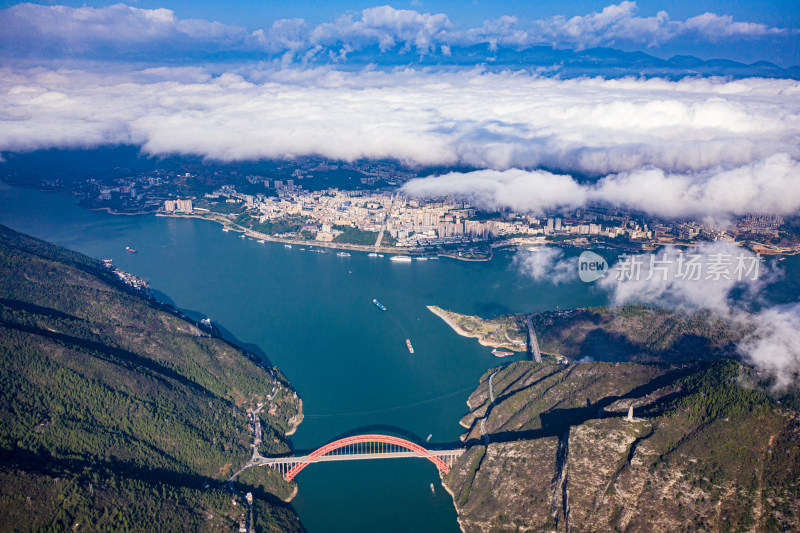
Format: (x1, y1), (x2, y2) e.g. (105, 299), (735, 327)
(283, 434), (451, 481)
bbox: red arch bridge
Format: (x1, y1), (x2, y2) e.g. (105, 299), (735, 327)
(251, 434), (466, 482)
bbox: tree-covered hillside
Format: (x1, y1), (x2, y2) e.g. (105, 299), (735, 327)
(532, 305), (747, 362)
(0, 225), (303, 532)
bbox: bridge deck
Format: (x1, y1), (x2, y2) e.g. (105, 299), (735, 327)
(526, 315), (542, 362)
(256, 449), (464, 466)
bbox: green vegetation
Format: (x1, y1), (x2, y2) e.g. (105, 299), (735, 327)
(428, 306), (526, 351)
(445, 360), (799, 532)
(530, 305), (747, 362)
(207, 201), (245, 215)
(250, 215), (309, 236)
(456, 446), (485, 507)
(431, 303), (749, 361)
(332, 225), (379, 245)
(0, 224), (302, 532)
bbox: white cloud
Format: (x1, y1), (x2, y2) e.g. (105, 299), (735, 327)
(739, 303), (800, 390)
(0, 3), (247, 56)
(308, 6), (452, 54)
(403, 169), (586, 213)
(596, 242), (772, 312)
(2, 67), (799, 218)
(0, 2), (793, 61)
(402, 153), (800, 220)
(528, 1), (791, 50)
(593, 242), (799, 386)
(514, 247), (576, 284)
(592, 154), (800, 219)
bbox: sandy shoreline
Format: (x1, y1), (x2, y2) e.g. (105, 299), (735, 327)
(426, 305), (525, 352)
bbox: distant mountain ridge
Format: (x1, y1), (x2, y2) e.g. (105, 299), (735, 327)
(317, 44), (800, 79)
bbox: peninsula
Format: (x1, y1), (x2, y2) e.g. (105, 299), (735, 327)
(427, 306), (527, 353)
(430, 304), (748, 362)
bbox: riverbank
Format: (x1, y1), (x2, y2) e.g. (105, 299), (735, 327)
(158, 211), (408, 256)
(427, 305), (526, 352)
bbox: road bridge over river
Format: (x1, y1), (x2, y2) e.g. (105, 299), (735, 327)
(526, 315), (542, 362)
(237, 434), (465, 482)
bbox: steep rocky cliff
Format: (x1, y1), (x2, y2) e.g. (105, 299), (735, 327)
(444, 361), (799, 532)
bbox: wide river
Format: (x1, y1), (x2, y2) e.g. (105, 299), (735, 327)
(2, 182), (796, 532)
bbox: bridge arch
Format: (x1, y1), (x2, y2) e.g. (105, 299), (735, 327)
(283, 434), (451, 481)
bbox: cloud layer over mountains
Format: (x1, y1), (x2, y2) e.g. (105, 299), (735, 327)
(514, 243), (800, 388)
(4, 66), (797, 218)
(1, 2), (795, 64)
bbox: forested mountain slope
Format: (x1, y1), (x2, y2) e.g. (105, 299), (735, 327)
(0, 225), (302, 532)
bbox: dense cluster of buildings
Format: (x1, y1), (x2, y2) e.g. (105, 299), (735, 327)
(75, 161), (790, 252)
(177, 186), (766, 250)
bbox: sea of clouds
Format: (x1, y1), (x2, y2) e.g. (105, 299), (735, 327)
(2, 67), (798, 220)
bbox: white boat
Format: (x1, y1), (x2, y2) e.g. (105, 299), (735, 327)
(368, 252), (378, 257)
(390, 255), (412, 262)
(222, 227), (230, 232)
(337, 251), (351, 257)
(377, 254), (384, 258)
(415, 256), (428, 261)
(257, 240), (265, 244)
(430, 483), (435, 494)
(284, 244), (292, 248)
(239, 234), (246, 239)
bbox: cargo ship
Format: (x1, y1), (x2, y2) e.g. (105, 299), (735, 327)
(373, 299), (387, 311)
(406, 339), (414, 354)
(491, 349), (514, 357)
(125, 246), (137, 254)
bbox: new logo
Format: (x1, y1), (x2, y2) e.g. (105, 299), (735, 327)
(578, 251), (608, 282)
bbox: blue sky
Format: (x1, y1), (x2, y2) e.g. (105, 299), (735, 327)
(1, 0), (799, 222)
(3, 0), (798, 29)
(1, 0), (798, 66)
